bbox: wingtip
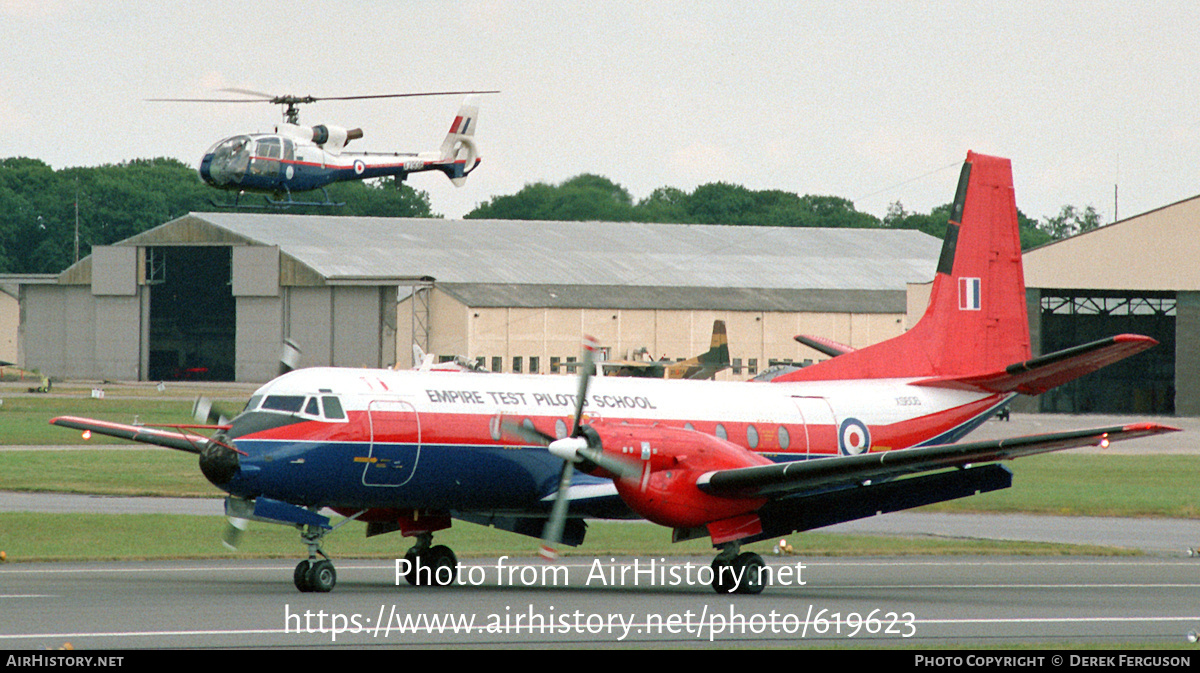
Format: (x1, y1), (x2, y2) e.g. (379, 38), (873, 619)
(1121, 422), (1182, 434)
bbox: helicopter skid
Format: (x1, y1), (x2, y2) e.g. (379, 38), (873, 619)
(210, 188), (345, 209)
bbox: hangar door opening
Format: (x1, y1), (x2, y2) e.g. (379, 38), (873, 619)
(146, 246), (236, 381)
(1039, 290), (1175, 415)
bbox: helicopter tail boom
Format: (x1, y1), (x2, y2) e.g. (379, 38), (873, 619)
(437, 96), (481, 186)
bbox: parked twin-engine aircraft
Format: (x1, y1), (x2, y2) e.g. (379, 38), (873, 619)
(599, 320), (731, 380)
(52, 152), (1177, 595)
(151, 90), (493, 207)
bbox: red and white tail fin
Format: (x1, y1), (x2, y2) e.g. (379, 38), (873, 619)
(438, 96), (481, 186)
(776, 151), (1030, 382)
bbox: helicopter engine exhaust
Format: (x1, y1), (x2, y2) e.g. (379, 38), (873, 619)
(310, 124), (363, 151)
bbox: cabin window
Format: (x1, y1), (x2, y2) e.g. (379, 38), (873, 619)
(746, 425), (759, 449)
(715, 424), (728, 441)
(250, 137), (282, 176)
(777, 426), (790, 449)
(555, 419), (568, 439)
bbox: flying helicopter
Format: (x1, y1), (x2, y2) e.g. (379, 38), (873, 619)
(150, 88), (497, 207)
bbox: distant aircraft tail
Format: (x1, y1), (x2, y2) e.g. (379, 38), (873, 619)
(437, 96), (481, 186)
(666, 320), (731, 380)
(773, 151), (1155, 388)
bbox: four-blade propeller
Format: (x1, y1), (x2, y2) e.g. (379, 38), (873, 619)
(502, 336), (638, 560)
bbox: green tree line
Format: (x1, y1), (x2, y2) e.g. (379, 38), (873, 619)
(465, 174), (1103, 250)
(0, 159), (1099, 274)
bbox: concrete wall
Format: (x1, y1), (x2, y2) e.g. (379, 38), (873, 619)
(21, 284), (131, 379)
(1024, 196), (1200, 292)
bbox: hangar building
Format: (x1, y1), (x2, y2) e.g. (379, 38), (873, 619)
(16, 212), (941, 383)
(1023, 195), (1200, 416)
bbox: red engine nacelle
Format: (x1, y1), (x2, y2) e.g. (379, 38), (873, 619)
(582, 422), (771, 530)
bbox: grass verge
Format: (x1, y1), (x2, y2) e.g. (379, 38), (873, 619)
(0, 513), (1135, 563)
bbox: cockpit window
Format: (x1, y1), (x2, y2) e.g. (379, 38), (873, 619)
(304, 397), (320, 416)
(261, 395), (306, 413)
(206, 135), (251, 186)
(321, 396), (345, 420)
(244, 395), (262, 412)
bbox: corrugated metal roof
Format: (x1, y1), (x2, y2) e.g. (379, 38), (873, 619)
(437, 283), (906, 313)
(142, 213), (943, 291)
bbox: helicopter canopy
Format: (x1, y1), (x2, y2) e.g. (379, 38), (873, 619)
(203, 135), (297, 187)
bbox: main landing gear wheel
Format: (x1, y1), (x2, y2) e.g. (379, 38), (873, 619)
(401, 537), (458, 587)
(294, 559), (336, 593)
(710, 549), (766, 595)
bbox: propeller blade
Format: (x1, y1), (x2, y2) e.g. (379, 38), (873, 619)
(279, 338), (301, 376)
(501, 419), (554, 446)
(539, 461), (574, 560)
(192, 396), (233, 426)
(221, 517), (249, 551)
(577, 445), (642, 480)
(569, 335), (599, 436)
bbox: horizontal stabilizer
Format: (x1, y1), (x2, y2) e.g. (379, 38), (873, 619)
(698, 422), (1178, 500)
(909, 334), (1157, 395)
(50, 415), (216, 454)
(794, 334), (856, 358)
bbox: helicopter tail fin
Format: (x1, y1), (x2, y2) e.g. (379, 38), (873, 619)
(438, 96), (481, 186)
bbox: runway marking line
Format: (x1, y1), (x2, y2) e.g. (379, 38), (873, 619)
(3, 615), (1200, 643)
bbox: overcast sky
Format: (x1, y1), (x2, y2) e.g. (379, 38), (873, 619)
(3, 1), (1198, 226)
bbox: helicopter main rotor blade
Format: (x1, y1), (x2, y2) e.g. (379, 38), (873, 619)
(314, 90), (499, 102)
(148, 90), (498, 105)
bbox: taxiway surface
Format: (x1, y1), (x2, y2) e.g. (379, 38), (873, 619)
(2, 556), (1197, 648)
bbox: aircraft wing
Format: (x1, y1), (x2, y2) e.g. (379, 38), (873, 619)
(50, 415), (218, 454)
(910, 334), (1157, 395)
(697, 422), (1178, 500)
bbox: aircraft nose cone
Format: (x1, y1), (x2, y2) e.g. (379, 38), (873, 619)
(199, 439), (239, 487)
(198, 154), (216, 186)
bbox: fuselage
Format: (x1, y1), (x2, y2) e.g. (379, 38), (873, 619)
(197, 132), (444, 194)
(218, 367), (1010, 517)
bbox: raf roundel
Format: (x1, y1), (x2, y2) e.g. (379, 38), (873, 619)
(353, 159), (366, 176)
(838, 418), (871, 455)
